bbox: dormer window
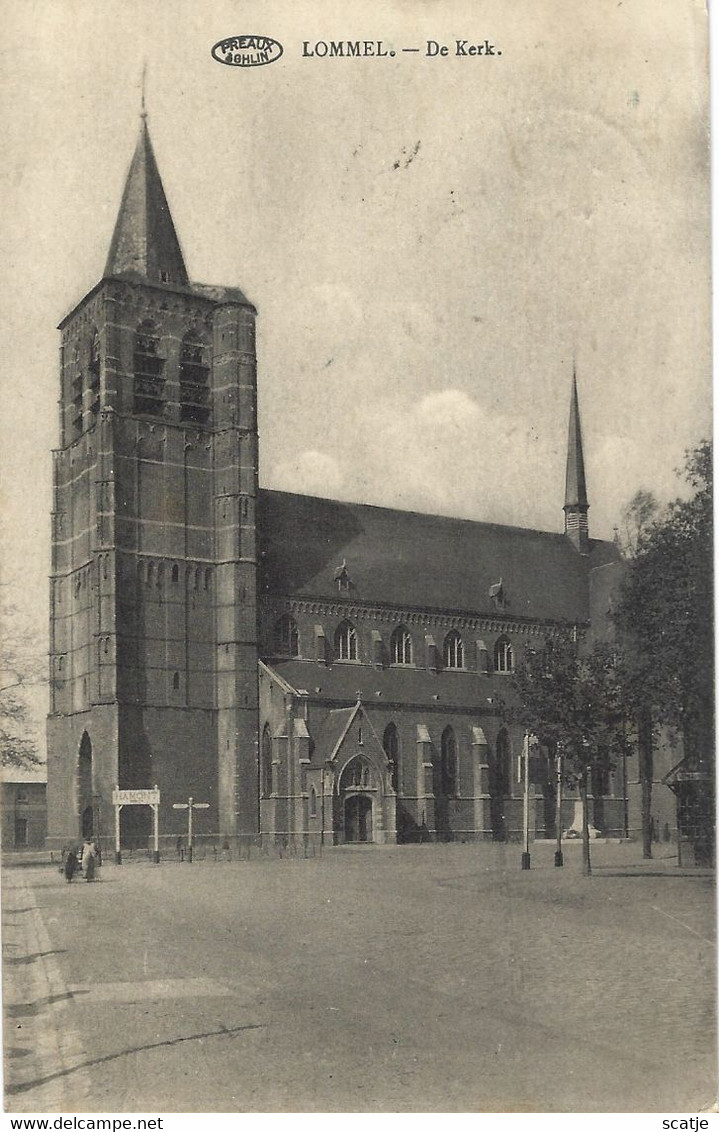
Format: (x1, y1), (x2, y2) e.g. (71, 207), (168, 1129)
(133, 320), (165, 417)
(179, 331), (210, 425)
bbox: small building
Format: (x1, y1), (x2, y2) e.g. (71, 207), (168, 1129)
(2, 780), (47, 850)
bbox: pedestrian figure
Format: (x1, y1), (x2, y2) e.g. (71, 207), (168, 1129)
(177, 835), (184, 862)
(64, 846), (78, 883)
(82, 838), (97, 881)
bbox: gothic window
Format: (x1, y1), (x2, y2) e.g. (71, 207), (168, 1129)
(71, 343), (83, 439)
(345, 759), (370, 788)
(390, 626), (413, 665)
(443, 630), (464, 669)
(494, 636), (514, 674)
(204, 569), (212, 591)
(171, 564), (179, 584)
(440, 726), (458, 795)
(133, 320), (165, 417)
(494, 729), (512, 796)
(179, 331), (210, 425)
(261, 724), (273, 798)
(172, 672), (180, 691)
(335, 620), (358, 662)
(383, 723), (399, 792)
(273, 614), (299, 657)
(310, 786), (317, 818)
(88, 330), (101, 422)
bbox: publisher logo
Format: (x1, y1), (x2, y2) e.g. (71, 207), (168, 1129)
(211, 35), (284, 67)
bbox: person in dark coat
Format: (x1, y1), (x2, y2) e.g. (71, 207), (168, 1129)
(64, 847), (78, 882)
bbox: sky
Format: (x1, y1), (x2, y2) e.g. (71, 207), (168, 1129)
(0, 0), (711, 757)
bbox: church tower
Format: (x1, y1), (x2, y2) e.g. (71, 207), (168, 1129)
(563, 369), (590, 554)
(46, 110), (260, 850)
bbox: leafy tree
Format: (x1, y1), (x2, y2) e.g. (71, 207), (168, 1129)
(613, 440), (714, 860)
(0, 586), (45, 770)
(615, 489), (660, 559)
(503, 627), (631, 875)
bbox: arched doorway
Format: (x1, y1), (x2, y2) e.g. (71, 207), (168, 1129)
(338, 757), (376, 844)
(345, 794), (373, 842)
(77, 732), (93, 837)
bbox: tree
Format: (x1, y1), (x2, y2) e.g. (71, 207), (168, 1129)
(615, 489), (660, 559)
(503, 628), (631, 875)
(613, 440), (714, 861)
(0, 587), (45, 770)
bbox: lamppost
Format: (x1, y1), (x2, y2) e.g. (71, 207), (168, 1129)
(555, 745), (564, 867)
(92, 792), (103, 860)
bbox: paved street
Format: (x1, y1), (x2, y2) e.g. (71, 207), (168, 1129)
(2, 842), (716, 1113)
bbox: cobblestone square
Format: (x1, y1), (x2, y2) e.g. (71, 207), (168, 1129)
(3, 842), (716, 1113)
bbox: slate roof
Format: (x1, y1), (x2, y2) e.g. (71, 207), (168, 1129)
(105, 118), (189, 286)
(265, 658), (509, 713)
(565, 371), (588, 509)
(259, 489), (619, 623)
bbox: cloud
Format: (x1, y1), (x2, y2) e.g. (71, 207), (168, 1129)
(271, 449), (344, 498)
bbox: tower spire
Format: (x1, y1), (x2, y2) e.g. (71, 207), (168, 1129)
(563, 365), (589, 553)
(104, 108), (189, 286)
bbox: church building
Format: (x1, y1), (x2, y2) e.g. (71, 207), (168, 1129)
(46, 114), (626, 853)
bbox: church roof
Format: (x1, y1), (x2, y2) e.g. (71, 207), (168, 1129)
(259, 490), (619, 623)
(564, 371), (588, 510)
(104, 117), (189, 286)
(264, 658), (514, 712)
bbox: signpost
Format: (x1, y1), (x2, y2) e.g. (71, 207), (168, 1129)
(172, 796), (210, 862)
(111, 786), (161, 864)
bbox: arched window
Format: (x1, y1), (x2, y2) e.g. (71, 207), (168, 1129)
(390, 625), (413, 665)
(88, 330), (101, 421)
(71, 343), (83, 439)
(495, 729), (511, 796)
(383, 723), (399, 792)
(335, 620), (358, 662)
(172, 671), (180, 691)
(440, 726), (458, 795)
(274, 614), (300, 657)
(179, 331), (210, 425)
(261, 724), (273, 798)
(495, 636), (514, 674)
(310, 786), (317, 818)
(204, 569), (212, 591)
(344, 759), (370, 788)
(443, 630), (464, 669)
(171, 564), (179, 584)
(133, 320), (165, 417)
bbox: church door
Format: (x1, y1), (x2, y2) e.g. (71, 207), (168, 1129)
(344, 795), (372, 843)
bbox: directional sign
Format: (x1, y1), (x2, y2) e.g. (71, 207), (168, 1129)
(113, 788), (160, 806)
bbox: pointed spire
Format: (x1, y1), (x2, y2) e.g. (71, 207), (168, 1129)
(563, 367), (590, 553)
(104, 105), (189, 286)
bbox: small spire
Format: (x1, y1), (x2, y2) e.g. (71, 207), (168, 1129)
(563, 365), (590, 553)
(140, 61), (148, 120)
